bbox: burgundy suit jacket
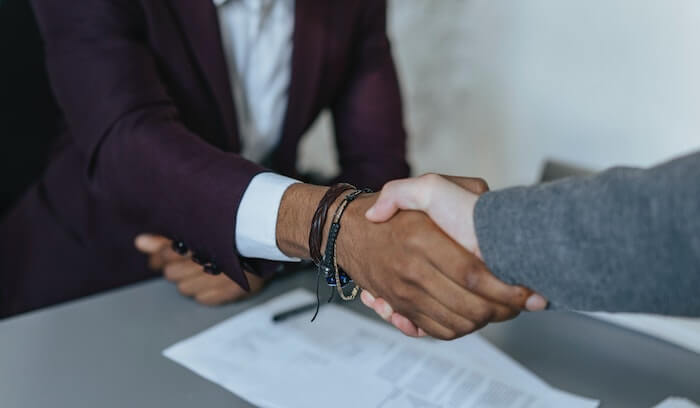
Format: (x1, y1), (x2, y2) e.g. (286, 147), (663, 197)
(0, 0), (409, 317)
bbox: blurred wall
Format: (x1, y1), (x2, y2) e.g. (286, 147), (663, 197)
(298, 0), (700, 189)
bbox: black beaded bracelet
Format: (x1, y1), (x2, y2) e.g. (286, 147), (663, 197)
(319, 188), (372, 301)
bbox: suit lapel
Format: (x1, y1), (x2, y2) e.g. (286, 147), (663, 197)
(279, 0), (328, 144)
(168, 0), (239, 151)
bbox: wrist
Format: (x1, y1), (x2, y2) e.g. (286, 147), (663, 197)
(276, 183), (329, 259)
(332, 193), (376, 271)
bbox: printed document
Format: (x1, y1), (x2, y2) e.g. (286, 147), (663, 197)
(164, 289), (599, 408)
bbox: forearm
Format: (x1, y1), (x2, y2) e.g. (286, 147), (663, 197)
(97, 107), (264, 286)
(332, 0), (410, 191)
(475, 151), (700, 316)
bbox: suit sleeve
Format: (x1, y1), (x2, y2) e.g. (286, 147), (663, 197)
(331, 0), (410, 190)
(30, 0), (263, 289)
(474, 151), (700, 316)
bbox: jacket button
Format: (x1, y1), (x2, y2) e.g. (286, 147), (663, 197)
(172, 240), (188, 255)
(203, 262), (221, 275)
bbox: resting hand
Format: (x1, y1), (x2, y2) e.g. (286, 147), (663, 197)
(134, 234), (265, 305)
(362, 174), (547, 337)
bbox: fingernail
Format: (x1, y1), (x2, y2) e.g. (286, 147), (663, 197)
(526, 294), (548, 311)
(365, 207), (376, 218)
(363, 290), (375, 303)
(381, 303), (393, 319)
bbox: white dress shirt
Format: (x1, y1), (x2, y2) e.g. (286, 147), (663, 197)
(214, 0), (300, 262)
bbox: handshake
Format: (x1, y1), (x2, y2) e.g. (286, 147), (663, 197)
(136, 174), (547, 341)
(337, 174), (547, 340)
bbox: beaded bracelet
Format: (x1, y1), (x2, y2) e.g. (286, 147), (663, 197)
(308, 183), (355, 266)
(319, 188), (373, 301)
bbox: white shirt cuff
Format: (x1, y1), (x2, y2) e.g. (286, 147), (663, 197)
(235, 172), (301, 262)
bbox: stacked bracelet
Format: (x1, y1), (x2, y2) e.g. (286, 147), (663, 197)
(307, 184), (371, 320)
(319, 188), (373, 301)
(308, 183), (355, 266)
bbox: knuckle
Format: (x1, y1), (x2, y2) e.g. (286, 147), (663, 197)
(402, 266), (426, 285)
(508, 287), (529, 306)
(404, 229), (427, 249)
(419, 173), (441, 199)
(457, 321), (477, 337)
(440, 329), (459, 341)
(163, 266), (176, 280)
(463, 270), (482, 292)
(420, 172), (441, 184)
(392, 284), (414, 304)
(177, 282), (192, 295)
(472, 305), (495, 325)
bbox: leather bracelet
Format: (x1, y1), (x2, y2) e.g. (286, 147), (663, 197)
(308, 183), (355, 265)
(320, 188), (373, 301)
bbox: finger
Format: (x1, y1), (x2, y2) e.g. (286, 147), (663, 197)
(392, 282), (479, 339)
(243, 271), (266, 294)
(163, 260), (203, 282)
(526, 293), (548, 311)
(177, 274), (226, 297)
(409, 310), (473, 341)
(360, 290), (376, 308)
(134, 234), (171, 254)
(195, 289), (230, 306)
(430, 244), (533, 312)
(442, 175), (490, 194)
(390, 313), (422, 337)
(403, 237), (516, 323)
(361, 292), (396, 324)
(195, 283), (248, 306)
(365, 178), (420, 223)
(150, 246), (186, 270)
(414, 264), (516, 326)
(372, 297), (395, 321)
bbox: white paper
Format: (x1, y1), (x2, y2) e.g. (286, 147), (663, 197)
(164, 289), (599, 408)
(653, 397), (700, 408)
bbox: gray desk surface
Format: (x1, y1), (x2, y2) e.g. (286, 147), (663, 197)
(1, 269), (699, 408)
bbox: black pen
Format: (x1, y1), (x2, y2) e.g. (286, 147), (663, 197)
(272, 302), (320, 323)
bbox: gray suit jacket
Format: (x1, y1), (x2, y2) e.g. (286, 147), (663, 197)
(475, 151), (700, 316)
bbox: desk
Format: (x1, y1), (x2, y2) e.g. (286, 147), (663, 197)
(1, 270), (698, 408)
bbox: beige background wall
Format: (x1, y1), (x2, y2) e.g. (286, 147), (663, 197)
(298, 0), (700, 189)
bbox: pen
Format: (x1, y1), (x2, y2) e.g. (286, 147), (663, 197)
(272, 302), (320, 323)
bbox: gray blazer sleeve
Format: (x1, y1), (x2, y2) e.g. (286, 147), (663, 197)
(474, 151), (700, 316)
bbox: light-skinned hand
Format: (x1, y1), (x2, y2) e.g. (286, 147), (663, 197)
(362, 174), (548, 337)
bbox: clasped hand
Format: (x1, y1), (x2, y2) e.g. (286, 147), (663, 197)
(354, 174), (547, 339)
(130, 174), (546, 341)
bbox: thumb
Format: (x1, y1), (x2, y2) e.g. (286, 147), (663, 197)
(134, 234), (171, 254)
(365, 178), (425, 222)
